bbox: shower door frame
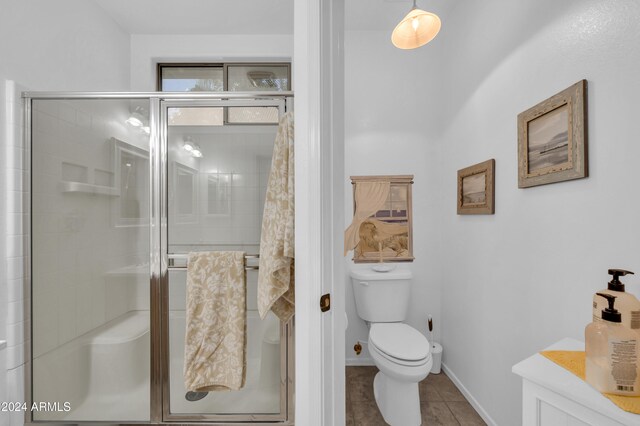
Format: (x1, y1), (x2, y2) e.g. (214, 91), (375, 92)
(158, 98), (294, 424)
(23, 92), (295, 426)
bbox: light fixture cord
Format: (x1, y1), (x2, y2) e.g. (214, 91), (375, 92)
(412, 0), (417, 10)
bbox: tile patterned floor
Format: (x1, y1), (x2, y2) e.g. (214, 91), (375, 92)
(346, 366), (486, 426)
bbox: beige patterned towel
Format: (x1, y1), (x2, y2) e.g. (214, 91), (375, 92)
(184, 251), (247, 392)
(258, 112), (295, 322)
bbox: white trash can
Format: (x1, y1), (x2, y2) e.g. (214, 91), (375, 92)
(430, 342), (443, 374)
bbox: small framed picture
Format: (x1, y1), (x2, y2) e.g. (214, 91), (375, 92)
(518, 80), (587, 188)
(457, 159), (495, 215)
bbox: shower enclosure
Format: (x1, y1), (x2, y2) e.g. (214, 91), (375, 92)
(25, 92), (293, 424)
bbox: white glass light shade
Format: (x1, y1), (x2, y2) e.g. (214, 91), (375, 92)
(191, 149), (203, 158)
(391, 8), (441, 50)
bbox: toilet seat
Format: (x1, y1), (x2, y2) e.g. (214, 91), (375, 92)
(370, 340), (431, 368)
(369, 323), (431, 367)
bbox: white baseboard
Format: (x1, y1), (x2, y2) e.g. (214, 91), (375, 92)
(345, 357), (374, 366)
(442, 363), (498, 426)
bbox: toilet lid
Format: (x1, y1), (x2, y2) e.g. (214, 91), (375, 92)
(369, 323), (430, 361)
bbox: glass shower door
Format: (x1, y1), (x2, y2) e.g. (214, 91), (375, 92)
(162, 101), (291, 422)
(30, 98), (151, 421)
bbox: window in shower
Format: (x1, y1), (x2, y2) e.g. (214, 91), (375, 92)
(157, 63), (290, 93)
(159, 65), (224, 92)
(158, 62), (290, 125)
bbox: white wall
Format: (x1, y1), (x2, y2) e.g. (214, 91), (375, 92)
(437, 1), (640, 425)
(344, 31), (444, 364)
(130, 34), (293, 91)
(0, 0), (131, 91)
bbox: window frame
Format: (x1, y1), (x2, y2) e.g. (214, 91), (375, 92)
(156, 62), (291, 92)
(157, 62), (291, 126)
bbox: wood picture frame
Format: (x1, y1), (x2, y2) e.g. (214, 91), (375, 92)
(518, 80), (588, 188)
(457, 159), (495, 215)
(350, 175), (414, 263)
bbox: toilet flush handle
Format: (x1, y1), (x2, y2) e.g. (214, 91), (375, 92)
(359, 281), (369, 287)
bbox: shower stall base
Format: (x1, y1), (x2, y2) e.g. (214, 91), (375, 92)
(33, 310), (280, 421)
(168, 311), (282, 415)
(33, 311), (150, 422)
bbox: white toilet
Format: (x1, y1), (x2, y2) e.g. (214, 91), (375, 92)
(350, 266), (432, 426)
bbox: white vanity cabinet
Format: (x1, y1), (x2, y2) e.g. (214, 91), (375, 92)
(512, 338), (639, 426)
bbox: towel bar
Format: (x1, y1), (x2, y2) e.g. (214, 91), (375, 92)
(167, 253), (259, 271)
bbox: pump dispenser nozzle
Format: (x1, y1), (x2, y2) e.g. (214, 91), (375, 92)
(608, 269), (634, 292)
(596, 292), (622, 323)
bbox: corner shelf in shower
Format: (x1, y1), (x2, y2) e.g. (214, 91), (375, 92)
(60, 181), (120, 197)
(104, 263), (149, 278)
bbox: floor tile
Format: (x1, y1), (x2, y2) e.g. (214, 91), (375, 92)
(446, 401), (486, 425)
(347, 365), (378, 380)
(347, 376), (375, 402)
(431, 373), (467, 402)
(346, 367), (485, 426)
(421, 401), (460, 426)
(346, 411), (355, 426)
(346, 368), (377, 402)
(351, 399), (387, 426)
(426, 372), (454, 385)
(419, 378), (443, 402)
(346, 391), (355, 426)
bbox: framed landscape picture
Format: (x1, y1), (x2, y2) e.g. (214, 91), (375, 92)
(518, 80), (587, 188)
(457, 159), (495, 215)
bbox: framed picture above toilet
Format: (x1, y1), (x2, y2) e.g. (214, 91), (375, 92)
(345, 175), (414, 263)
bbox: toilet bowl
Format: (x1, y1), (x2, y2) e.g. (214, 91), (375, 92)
(368, 322), (432, 425)
(349, 266), (432, 426)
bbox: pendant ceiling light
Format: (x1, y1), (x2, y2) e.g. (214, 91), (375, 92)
(391, 0), (441, 50)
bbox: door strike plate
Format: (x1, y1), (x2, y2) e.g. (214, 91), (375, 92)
(320, 293), (331, 312)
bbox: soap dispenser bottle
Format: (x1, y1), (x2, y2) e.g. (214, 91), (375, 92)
(592, 269), (640, 335)
(586, 293), (640, 396)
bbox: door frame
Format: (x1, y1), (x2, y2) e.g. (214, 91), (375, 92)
(293, 0), (345, 425)
(156, 98), (293, 423)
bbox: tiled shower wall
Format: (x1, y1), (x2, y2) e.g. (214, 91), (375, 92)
(168, 129), (274, 247)
(2, 80), (29, 426)
(0, 80), (8, 416)
(30, 99), (150, 358)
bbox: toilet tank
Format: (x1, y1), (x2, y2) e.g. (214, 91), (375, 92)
(350, 267), (412, 322)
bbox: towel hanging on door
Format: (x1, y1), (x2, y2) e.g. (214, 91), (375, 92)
(258, 112), (295, 322)
(183, 251), (247, 392)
